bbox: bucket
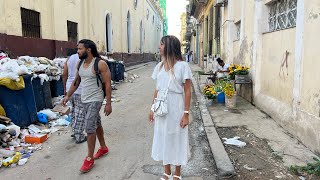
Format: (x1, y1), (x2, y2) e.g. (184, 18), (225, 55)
(217, 92), (225, 104)
(225, 95), (236, 108)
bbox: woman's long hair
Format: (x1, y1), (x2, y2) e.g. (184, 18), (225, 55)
(160, 35), (183, 74)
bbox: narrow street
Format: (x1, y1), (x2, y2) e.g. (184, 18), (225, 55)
(1, 62), (217, 180)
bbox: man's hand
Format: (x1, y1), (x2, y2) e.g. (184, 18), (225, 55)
(104, 103), (112, 116)
(62, 95), (70, 106)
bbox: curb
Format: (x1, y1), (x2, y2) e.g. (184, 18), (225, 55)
(125, 62), (155, 72)
(191, 73), (235, 177)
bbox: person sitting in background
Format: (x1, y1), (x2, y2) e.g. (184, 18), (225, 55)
(216, 58), (230, 79)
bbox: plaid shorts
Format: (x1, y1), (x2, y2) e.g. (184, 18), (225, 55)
(70, 94), (85, 141)
(82, 102), (103, 134)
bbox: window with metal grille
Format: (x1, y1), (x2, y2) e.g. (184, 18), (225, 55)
(67, 21), (78, 42)
(235, 21), (241, 41)
(269, 0), (297, 32)
(21, 8), (41, 38)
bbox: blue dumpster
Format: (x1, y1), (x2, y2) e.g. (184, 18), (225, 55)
(0, 75), (37, 127)
(50, 78), (64, 97)
(107, 61), (116, 81)
(115, 62), (125, 82)
(32, 78), (53, 111)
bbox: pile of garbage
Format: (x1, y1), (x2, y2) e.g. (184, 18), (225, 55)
(0, 97), (71, 169)
(0, 53), (67, 84)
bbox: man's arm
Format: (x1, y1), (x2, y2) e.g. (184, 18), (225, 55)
(98, 60), (112, 116)
(62, 70), (80, 105)
(62, 59), (69, 95)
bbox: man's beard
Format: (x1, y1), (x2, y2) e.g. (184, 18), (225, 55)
(79, 52), (88, 59)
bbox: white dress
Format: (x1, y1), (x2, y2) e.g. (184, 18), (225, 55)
(151, 61), (192, 166)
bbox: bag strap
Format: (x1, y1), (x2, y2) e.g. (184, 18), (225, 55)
(163, 72), (172, 98)
(94, 57), (103, 87)
(73, 58), (85, 86)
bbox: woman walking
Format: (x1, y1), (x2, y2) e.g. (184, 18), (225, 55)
(149, 35), (192, 180)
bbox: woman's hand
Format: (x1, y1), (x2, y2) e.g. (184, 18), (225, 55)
(180, 114), (189, 128)
(149, 111), (155, 123)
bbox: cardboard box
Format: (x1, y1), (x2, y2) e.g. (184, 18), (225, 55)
(52, 104), (70, 115)
(25, 134), (48, 144)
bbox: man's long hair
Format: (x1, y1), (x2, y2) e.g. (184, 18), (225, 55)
(160, 35), (183, 74)
(78, 39), (100, 58)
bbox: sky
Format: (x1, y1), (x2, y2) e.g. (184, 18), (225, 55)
(167, 0), (188, 40)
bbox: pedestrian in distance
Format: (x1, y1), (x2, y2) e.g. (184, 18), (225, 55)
(62, 39), (112, 173)
(149, 35), (192, 180)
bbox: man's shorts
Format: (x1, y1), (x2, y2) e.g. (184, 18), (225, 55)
(82, 101), (103, 134)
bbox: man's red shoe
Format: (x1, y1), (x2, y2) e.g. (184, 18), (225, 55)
(93, 147), (109, 159)
(80, 157), (94, 173)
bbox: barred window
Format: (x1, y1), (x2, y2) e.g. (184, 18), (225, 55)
(235, 21), (241, 41)
(67, 21), (78, 42)
(21, 8), (41, 38)
(269, 0), (297, 32)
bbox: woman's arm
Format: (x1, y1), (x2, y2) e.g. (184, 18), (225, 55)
(149, 89), (158, 123)
(180, 79), (192, 128)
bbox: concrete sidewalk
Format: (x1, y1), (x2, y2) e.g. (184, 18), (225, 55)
(189, 63), (318, 177)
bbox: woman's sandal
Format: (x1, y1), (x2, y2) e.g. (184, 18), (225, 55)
(160, 173), (172, 180)
(173, 175), (182, 180)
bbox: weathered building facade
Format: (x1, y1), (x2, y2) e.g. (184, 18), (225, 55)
(189, 0), (320, 155)
(0, 0), (164, 66)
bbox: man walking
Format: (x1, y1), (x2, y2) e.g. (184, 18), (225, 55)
(63, 51), (87, 144)
(63, 39), (112, 173)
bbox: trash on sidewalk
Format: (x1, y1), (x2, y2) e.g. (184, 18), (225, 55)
(18, 158), (28, 166)
(52, 104), (70, 116)
(25, 134), (48, 144)
(243, 164), (257, 171)
(2, 152), (20, 167)
(37, 113), (48, 124)
(50, 116), (70, 127)
(28, 124), (42, 134)
(222, 136), (247, 148)
(39, 109), (58, 120)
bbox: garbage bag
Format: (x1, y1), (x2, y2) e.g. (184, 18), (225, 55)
(0, 104), (5, 116)
(0, 76), (25, 90)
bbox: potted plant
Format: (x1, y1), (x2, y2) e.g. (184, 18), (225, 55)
(203, 84), (217, 100)
(228, 64), (250, 82)
(223, 82), (236, 108)
(214, 79), (227, 104)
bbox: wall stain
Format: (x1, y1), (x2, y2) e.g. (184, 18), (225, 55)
(309, 11), (319, 20)
(234, 36), (249, 64)
(279, 50), (290, 80)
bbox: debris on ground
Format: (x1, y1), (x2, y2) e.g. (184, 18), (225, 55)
(222, 136), (247, 148)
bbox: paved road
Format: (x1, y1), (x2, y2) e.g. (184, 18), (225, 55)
(1, 62), (217, 180)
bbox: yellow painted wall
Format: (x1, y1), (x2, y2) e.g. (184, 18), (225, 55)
(300, 0), (320, 115)
(260, 29), (296, 106)
(0, 0), (163, 54)
(3, 0), (55, 39)
(0, 0), (5, 34)
(233, 0), (242, 22)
